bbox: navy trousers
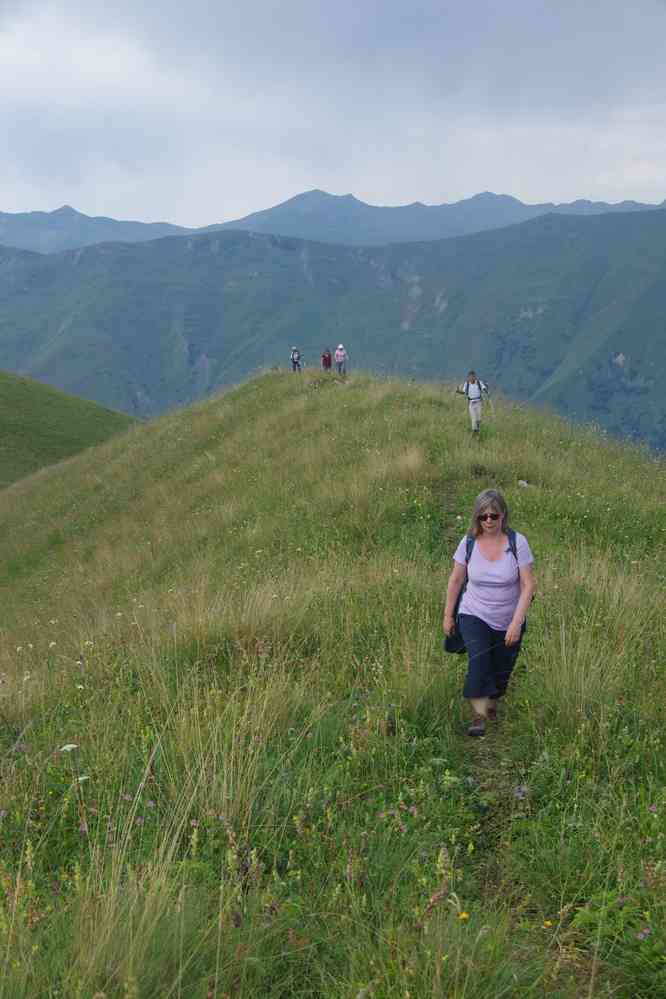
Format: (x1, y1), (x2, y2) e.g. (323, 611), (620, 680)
(458, 614), (525, 699)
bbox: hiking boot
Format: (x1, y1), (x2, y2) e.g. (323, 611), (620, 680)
(467, 715), (486, 737)
(487, 704), (498, 722)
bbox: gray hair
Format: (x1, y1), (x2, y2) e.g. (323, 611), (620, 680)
(469, 489), (509, 537)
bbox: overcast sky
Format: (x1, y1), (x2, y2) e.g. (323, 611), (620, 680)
(2, 0), (666, 225)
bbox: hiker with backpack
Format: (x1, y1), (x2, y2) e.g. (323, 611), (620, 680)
(321, 348), (332, 371)
(334, 344), (348, 375)
(457, 371), (488, 433)
(442, 489), (536, 737)
(290, 347), (302, 373)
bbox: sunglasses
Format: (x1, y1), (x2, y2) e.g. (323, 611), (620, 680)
(478, 512), (500, 521)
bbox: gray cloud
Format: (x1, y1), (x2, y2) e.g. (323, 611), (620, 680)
(2, 0), (666, 223)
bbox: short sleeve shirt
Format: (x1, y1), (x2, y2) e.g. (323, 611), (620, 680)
(453, 532), (534, 630)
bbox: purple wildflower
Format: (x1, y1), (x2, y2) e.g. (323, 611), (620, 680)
(648, 804), (658, 813)
(190, 819), (199, 828)
(513, 785), (529, 800)
(636, 927), (651, 941)
(147, 800), (156, 809)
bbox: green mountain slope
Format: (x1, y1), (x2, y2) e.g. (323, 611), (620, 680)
(0, 372), (663, 996)
(1, 209), (666, 448)
(0, 369), (135, 487)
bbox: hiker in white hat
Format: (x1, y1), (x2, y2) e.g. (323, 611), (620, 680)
(334, 344), (348, 375)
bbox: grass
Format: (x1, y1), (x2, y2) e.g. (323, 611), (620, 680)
(0, 370), (135, 489)
(0, 369), (664, 997)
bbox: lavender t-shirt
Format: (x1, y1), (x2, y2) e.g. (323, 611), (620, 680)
(453, 532), (534, 631)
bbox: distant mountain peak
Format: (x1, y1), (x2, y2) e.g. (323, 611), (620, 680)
(52, 205), (80, 217)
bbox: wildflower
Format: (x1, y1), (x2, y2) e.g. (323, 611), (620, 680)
(636, 927), (651, 941)
(135, 816), (144, 826)
(79, 821), (88, 835)
(147, 800), (156, 809)
(648, 804), (658, 813)
(0, 809), (7, 820)
(190, 819), (199, 828)
(543, 920), (553, 928)
(16, 646), (22, 653)
(49, 619), (58, 625)
(60, 744), (78, 753)
(49, 641), (57, 649)
(513, 785), (529, 800)
(458, 911), (469, 921)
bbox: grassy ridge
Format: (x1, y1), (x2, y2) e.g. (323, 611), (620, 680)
(0, 370), (135, 488)
(0, 371), (664, 997)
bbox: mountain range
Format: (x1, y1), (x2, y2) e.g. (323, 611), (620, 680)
(2, 190), (665, 254)
(0, 208), (665, 449)
(216, 189), (666, 246)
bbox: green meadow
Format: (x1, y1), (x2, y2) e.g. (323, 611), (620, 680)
(0, 371), (664, 998)
(0, 371), (135, 489)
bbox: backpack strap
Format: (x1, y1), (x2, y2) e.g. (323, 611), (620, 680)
(465, 534), (475, 564)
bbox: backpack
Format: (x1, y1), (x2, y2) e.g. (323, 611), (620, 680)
(291, 350), (300, 362)
(463, 379), (487, 400)
(443, 529), (519, 654)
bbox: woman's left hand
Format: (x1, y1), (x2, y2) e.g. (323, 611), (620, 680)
(505, 621), (522, 646)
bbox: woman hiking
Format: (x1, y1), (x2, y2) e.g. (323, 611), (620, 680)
(334, 344), (348, 375)
(442, 489), (536, 736)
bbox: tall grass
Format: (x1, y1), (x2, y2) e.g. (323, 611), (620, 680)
(0, 370), (664, 996)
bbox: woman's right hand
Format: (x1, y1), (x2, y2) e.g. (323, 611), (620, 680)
(443, 614), (455, 636)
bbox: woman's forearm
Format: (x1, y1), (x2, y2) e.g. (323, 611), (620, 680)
(511, 581), (535, 627)
(444, 577), (464, 619)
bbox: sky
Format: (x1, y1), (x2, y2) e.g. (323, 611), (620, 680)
(2, 0), (666, 225)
